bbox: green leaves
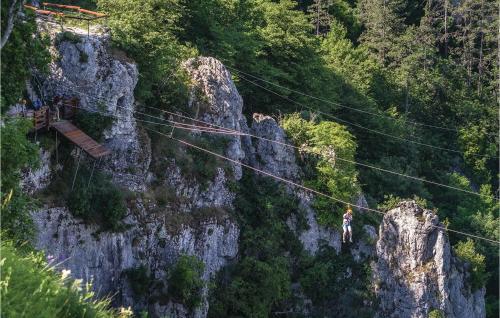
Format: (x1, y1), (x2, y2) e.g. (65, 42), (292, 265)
(168, 254), (205, 309)
(0, 240), (126, 318)
(454, 239), (488, 290)
(282, 113), (359, 227)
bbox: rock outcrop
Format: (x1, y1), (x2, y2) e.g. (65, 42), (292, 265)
(32, 205), (238, 318)
(247, 113), (341, 254)
(184, 57), (249, 180)
(33, 34), (242, 318)
(373, 201), (485, 318)
(41, 25), (150, 191)
(21, 148), (52, 194)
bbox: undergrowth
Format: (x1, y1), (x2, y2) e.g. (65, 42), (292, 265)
(0, 240), (131, 318)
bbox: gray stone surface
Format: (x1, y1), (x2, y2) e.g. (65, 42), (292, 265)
(21, 148), (52, 194)
(246, 114), (341, 254)
(42, 26), (150, 191)
(32, 205), (239, 318)
(184, 57), (249, 180)
(373, 201), (485, 318)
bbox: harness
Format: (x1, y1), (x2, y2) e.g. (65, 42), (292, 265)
(343, 213), (352, 226)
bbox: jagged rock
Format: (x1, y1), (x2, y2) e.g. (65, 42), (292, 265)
(246, 114), (341, 254)
(32, 205), (239, 318)
(250, 113), (300, 180)
(373, 201), (485, 318)
(20, 148), (52, 194)
(355, 193), (369, 213)
(163, 165), (235, 211)
(41, 25), (150, 191)
(351, 224), (377, 262)
(184, 57), (249, 180)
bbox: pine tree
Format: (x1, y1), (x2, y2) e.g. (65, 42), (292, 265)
(358, 0), (407, 65)
(452, 0), (498, 94)
(308, 0), (331, 36)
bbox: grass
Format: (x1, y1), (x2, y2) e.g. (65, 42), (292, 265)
(0, 240), (132, 318)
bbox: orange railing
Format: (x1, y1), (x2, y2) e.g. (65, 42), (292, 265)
(24, 3), (106, 19)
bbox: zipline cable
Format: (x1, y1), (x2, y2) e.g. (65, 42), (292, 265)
(54, 85), (499, 200)
(144, 127), (500, 245)
(57, 101), (500, 244)
(141, 105), (499, 201)
(223, 63), (499, 137)
(236, 73), (499, 159)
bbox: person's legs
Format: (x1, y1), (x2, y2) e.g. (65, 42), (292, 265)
(342, 224), (348, 243)
(348, 225), (352, 242)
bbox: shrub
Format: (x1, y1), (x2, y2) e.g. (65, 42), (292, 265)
(428, 309), (444, 318)
(454, 239), (488, 290)
(168, 255), (204, 309)
(57, 31), (81, 45)
(0, 240), (129, 317)
(282, 113), (359, 227)
(124, 265), (151, 297)
(79, 51), (89, 63)
(73, 111), (113, 142)
(1, 119), (39, 191)
(208, 257), (291, 318)
(1, 119), (40, 242)
(66, 165), (126, 232)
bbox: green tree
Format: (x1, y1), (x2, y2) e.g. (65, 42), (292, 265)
(308, 0), (331, 36)
(454, 239), (488, 290)
(1, 5), (50, 110)
(168, 254), (205, 309)
(358, 0), (407, 65)
(282, 113), (360, 226)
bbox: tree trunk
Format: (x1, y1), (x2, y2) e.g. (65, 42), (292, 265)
(477, 0), (485, 94)
(0, 0), (22, 50)
(444, 0), (448, 56)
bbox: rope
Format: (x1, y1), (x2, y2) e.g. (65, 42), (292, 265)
(144, 127), (500, 245)
(71, 148), (82, 190)
(48, 80), (499, 159)
(59, 100), (499, 201)
(223, 63), (499, 137)
(87, 158), (98, 188)
(142, 106), (498, 201)
(45, 101), (500, 244)
(237, 74), (499, 160)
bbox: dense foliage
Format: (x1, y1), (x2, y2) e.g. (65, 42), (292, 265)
(0, 240), (131, 318)
(168, 255), (205, 309)
(1, 3), (50, 110)
(209, 174), (374, 316)
(64, 164), (126, 232)
(95, 0), (498, 314)
(1, 119), (40, 243)
(454, 239), (488, 291)
(1, 0), (498, 315)
(282, 113), (360, 226)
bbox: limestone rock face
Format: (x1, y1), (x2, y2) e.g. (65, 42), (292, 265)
(184, 57), (249, 180)
(250, 113), (300, 180)
(247, 114), (341, 254)
(42, 26), (150, 191)
(21, 148), (52, 194)
(32, 206), (239, 318)
(373, 201), (485, 318)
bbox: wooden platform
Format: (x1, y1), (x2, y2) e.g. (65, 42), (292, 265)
(50, 120), (110, 159)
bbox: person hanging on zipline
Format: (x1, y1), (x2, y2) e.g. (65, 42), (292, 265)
(342, 205), (353, 243)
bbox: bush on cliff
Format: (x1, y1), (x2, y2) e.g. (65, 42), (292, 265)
(0, 240), (131, 318)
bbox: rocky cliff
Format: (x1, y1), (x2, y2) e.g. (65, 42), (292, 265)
(32, 32), (242, 318)
(26, 25), (485, 318)
(373, 201), (485, 318)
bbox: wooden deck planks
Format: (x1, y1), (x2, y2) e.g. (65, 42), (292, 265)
(50, 121), (111, 159)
